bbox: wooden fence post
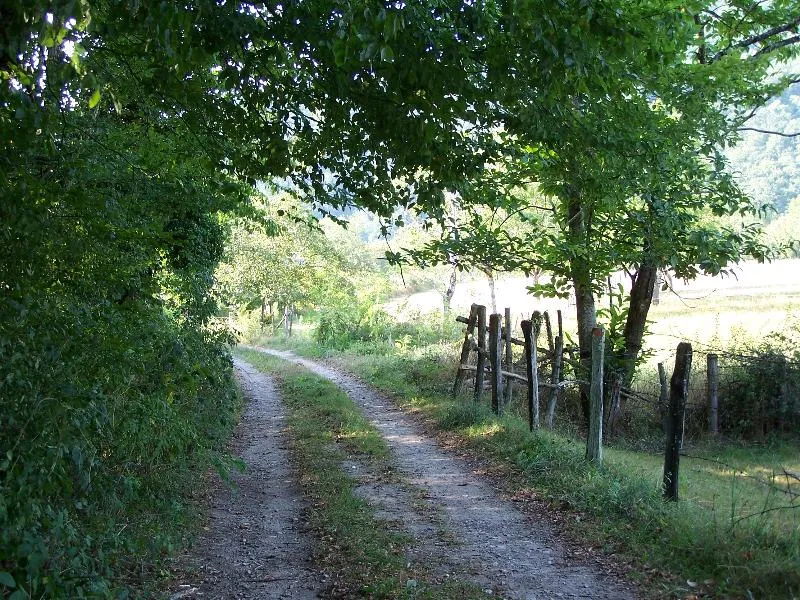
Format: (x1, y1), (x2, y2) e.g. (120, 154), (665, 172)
(532, 312), (542, 429)
(504, 307), (513, 408)
(658, 362), (668, 432)
(545, 334), (563, 429)
(453, 304), (479, 396)
(474, 305), (487, 402)
(707, 353), (719, 436)
(663, 342), (693, 501)
(544, 311), (554, 355)
(521, 314), (541, 430)
(489, 313), (503, 414)
(586, 327), (604, 463)
(556, 309), (563, 341)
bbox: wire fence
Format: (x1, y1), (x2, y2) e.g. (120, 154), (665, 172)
(626, 346), (800, 440)
(453, 306), (799, 442)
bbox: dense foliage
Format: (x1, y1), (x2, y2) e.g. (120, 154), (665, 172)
(715, 322), (800, 437)
(0, 109), (242, 594)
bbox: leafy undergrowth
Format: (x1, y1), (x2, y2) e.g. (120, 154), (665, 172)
(1, 306), (243, 599)
(236, 348), (487, 599)
(257, 335), (800, 599)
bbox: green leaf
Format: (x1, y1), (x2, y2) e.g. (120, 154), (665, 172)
(0, 572), (16, 589)
(109, 92), (122, 114)
(88, 89), (101, 109)
(380, 45), (394, 62)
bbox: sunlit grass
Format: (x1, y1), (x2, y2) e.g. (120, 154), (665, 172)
(604, 445), (800, 538)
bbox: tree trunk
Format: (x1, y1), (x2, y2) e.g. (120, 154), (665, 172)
(652, 271), (661, 305)
(443, 207), (460, 316)
(573, 279), (597, 423)
(480, 266), (497, 314)
(619, 264), (658, 387)
(443, 264), (457, 314)
(567, 195), (597, 424)
(531, 268), (542, 287)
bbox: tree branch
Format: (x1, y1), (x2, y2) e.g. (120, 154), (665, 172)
(738, 127), (800, 137)
(735, 14), (800, 51)
(753, 33), (800, 57)
(713, 13), (800, 61)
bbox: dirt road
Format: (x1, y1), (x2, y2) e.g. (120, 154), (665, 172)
(170, 358), (323, 599)
(250, 347), (636, 600)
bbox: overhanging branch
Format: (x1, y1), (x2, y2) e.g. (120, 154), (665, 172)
(738, 127), (800, 137)
(754, 33), (800, 57)
(713, 13), (800, 62)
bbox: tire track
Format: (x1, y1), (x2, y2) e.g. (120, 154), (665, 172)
(170, 358), (323, 599)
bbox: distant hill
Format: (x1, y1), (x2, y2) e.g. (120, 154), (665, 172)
(727, 86), (800, 215)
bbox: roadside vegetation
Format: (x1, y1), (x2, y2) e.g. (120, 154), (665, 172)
(248, 304), (800, 598)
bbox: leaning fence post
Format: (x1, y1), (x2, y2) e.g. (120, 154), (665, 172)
(556, 309), (563, 339)
(521, 320), (533, 427)
(489, 313), (503, 414)
(586, 327), (605, 463)
(474, 305), (487, 402)
(545, 334), (563, 429)
(663, 342), (693, 501)
(504, 307), (513, 408)
(707, 353), (719, 436)
(453, 304), (479, 396)
(544, 311), (554, 355)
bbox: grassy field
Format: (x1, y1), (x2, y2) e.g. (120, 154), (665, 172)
(254, 331), (800, 599)
(387, 258), (800, 360)
(645, 259), (800, 365)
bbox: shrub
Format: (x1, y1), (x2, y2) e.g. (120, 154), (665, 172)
(0, 295), (239, 597)
(314, 302), (462, 353)
(717, 339), (800, 438)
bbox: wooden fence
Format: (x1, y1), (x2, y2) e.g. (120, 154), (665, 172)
(452, 304), (574, 426)
(452, 304), (696, 497)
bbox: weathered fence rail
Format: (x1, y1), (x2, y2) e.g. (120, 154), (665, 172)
(452, 304), (575, 431)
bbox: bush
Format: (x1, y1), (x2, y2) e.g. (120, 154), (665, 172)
(0, 294), (239, 597)
(314, 301), (461, 353)
(717, 332), (800, 438)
